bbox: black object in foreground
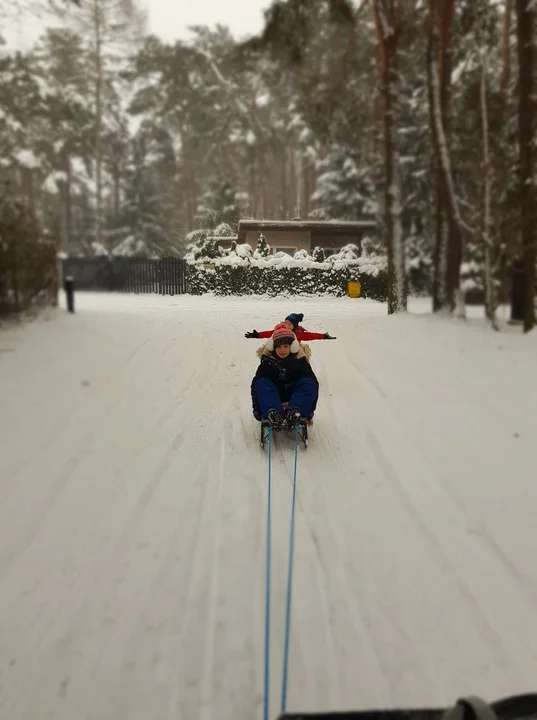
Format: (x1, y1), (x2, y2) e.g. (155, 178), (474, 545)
(277, 694), (537, 720)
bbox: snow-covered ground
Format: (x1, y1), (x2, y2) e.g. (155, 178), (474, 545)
(1, 292), (536, 720)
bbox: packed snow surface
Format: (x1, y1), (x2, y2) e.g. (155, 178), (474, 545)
(1, 293), (536, 720)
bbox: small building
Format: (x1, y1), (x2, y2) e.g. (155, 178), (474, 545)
(227, 219), (377, 257)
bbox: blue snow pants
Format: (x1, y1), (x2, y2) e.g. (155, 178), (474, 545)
(252, 377), (318, 419)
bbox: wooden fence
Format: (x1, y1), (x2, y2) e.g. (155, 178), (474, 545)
(62, 257), (187, 295)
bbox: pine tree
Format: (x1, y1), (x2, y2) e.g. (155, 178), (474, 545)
(310, 146), (376, 219)
(48, 0), (147, 248)
(256, 232), (270, 258)
(195, 176), (241, 232)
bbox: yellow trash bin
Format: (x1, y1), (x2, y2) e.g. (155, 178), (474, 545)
(347, 280), (361, 298)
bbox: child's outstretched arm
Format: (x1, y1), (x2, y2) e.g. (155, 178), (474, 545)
(245, 329), (273, 338)
(299, 330), (337, 340)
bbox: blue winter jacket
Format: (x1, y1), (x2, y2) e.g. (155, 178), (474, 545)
(251, 347), (318, 408)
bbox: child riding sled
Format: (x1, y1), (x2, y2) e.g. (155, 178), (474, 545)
(251, 323), (319, 431)
(245, 313), (336, 341)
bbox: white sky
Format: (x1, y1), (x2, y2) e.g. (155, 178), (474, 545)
(2, 0), (271, 49)
(147, 0), (272, 43)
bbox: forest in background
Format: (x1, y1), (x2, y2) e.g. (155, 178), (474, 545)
(0, 0), (535, 328)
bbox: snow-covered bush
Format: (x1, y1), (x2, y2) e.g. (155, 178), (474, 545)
(184, 230), (223, 262)
(328, 243), (360, 262)
(185, 246), (388, 300)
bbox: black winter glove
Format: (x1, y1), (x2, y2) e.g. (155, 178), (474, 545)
(324, 332), (337, 339)
(245, 330), (259, 338)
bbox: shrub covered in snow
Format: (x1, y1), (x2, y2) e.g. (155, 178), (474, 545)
(184, 231), (224, 263)
(213, 222), (235, 237)
(185, 244), (388, 299)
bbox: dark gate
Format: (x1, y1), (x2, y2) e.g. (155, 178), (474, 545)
(62, 257), (187, 295)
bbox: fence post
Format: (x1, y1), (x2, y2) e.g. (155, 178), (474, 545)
(64, 276), (75, 313)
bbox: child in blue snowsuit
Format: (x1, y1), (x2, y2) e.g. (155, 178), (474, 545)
(251, 323), (319, 431)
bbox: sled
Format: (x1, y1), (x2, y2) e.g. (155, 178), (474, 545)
(259, 404), (311, 449)
(255, 344), (314, 449)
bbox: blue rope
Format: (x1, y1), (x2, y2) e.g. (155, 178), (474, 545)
(280, 425), (299, 713)
(263, 427), (272, 720)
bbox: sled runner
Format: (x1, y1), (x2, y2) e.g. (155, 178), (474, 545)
(260, 415), (309, 449)
(259, 400), (311, 449)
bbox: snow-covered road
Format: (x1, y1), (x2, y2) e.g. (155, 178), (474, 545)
(1, 293), (536, 720)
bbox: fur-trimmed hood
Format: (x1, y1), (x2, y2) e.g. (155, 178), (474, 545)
(256, 342), (312, 362)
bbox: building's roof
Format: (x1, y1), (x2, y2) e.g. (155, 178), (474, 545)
(239, 219), (376, 232)
(239, 220), (377, 230)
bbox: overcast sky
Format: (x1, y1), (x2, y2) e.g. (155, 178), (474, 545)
(3, 0), (271, 49)
(147, 0), (272, 43)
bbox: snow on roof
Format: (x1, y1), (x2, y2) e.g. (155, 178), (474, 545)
(239, 219), (376, 231)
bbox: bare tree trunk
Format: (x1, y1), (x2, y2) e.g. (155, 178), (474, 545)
(428, 8), (446, 310)
(515, 0), (535, 333)
(93, 0), (103, 249)
(289, 148), (296, 218)
(480, 49), (498, 330)
(113, 169), (120, 222)
(64, 153), (73, 250)
(501, 0), (513, 94)
(428, 0), (464, 314)
(59, 163), (70, 251)
(22, 167), (36, 229)
(374, 0), (406, 314)
(295, 149), (303, 218)
(428, 36), (446, 311)
(498, 0), (513, 295)
(303, 160), (311, 218)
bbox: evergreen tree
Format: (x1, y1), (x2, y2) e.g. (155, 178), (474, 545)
(256, 232), (270, 258)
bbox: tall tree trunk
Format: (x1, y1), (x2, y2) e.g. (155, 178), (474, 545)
(22, 167), (36, 229)
(428, 8), (446, 310)
(289, 147), (296, 218)
(428, 0), (464, 313)
(501, 0), (513, 94)
(60, 152), (73, 251)
(515, 0), (535, 333)
(498, 0), (513, 299)
(93, 0), (103, 249)
(113, 168), (120, 223)
(480, 49), (498, 330)
(303, 160), (311, 218)
(295, 149), (303, 218)
(374, 0), (406, 314)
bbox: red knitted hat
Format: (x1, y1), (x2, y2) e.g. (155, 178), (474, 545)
(266, 323), (299, 353)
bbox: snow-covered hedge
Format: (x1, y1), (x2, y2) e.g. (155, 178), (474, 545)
(184, 244), (388, 300)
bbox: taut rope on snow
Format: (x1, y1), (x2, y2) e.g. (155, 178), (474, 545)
(262, 426), (300, 719)
(263, 427), (273, 720)
(281, 426), (300, 713)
